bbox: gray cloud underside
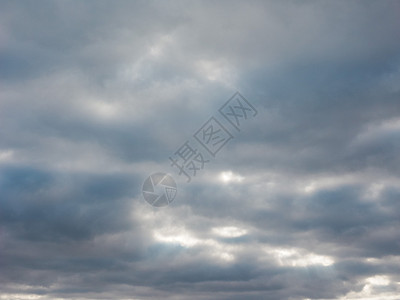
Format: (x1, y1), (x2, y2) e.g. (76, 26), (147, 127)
(1, 1), (400, 299)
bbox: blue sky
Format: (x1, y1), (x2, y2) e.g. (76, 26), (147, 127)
(1, 1), (400, 299)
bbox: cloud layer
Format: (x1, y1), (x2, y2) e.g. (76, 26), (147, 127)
(1, 1), (400, 299)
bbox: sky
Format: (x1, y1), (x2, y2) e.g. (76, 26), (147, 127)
(1, 1), (400, 299)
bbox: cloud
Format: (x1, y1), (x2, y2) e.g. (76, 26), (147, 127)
(1, 0), (400, 299)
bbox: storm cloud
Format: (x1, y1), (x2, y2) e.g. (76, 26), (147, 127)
(1, 1), (400, 299)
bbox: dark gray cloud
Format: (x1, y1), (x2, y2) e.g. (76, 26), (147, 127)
(1, 0), (400, 299)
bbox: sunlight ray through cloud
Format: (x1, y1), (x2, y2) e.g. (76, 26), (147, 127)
(218, 171), (245, 183)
